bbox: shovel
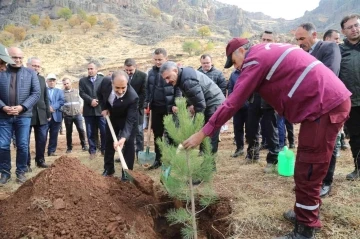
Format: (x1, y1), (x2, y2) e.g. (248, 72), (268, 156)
(105, 115), (135, 183)
(138, 109), (156, 168)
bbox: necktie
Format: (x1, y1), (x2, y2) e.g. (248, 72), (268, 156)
(113, 95), (117, 106)
(91, 77), (96, 83)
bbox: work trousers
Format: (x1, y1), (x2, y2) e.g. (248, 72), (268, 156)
(294, 98), (350, 228)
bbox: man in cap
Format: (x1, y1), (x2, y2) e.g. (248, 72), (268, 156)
(182, 38), (351, 239)
(46, 73), (64, 156)
(0, 46), (40, 185)
(0, 44), (15, 71)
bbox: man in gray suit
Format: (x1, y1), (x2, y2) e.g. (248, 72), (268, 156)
(79, 63), (106, 159)
(0, 47), (40, 185)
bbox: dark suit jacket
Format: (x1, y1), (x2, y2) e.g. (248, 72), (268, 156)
(311, 40), (341, 76)
(31, 74), (51, 126)
(97, 77), (139, 140)
(129, 69), (147, 124)
(79, 75), (104, 117)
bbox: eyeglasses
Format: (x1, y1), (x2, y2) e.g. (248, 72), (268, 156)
(31, 65), (41, 68)
(11, 56), (23, 60)
(344, 23), (360, 30)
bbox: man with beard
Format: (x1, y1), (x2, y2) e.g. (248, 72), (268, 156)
(339, 14), (360, 180)
(97, 71), (138, 181)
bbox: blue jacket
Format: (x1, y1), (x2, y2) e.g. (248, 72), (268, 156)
(48, 88), (64, 122)
(0, 66), (40, 118)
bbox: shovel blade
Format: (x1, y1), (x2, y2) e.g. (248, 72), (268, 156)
(138, 148), (156, 167)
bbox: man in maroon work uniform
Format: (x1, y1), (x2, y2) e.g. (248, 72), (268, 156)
(182, 38), (351, 239)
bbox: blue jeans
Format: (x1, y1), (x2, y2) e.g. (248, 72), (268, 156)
(84, 116), (106, 154)
(0, 117), (31, 176)
(28, 124), (48, 165)
(47, 118), (62, 154)
(277, 116), (286, 148)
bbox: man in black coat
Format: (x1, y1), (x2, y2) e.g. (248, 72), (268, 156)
(97, 70), (138, 181)
(145, 48), (182, 169)
(160, 61), (225, 154)
(124, 58), (147, 158)
(79, 63), (106, 159)
(26, 57), (51, 170)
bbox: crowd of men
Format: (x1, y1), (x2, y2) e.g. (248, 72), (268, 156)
(0, 12), (359, 239)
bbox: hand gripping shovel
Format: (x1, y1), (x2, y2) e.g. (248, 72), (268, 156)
(138, 109), (156, 168)
(105, 115), (134, 183)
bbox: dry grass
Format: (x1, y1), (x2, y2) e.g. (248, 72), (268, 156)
(15, 13), (232, 86)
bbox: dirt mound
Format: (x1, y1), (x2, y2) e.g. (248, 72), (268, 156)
(0, 156), (158, 239)
(0, 156), (233, 239)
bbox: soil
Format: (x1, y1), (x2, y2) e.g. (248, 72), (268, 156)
(0, 155), (232, 239)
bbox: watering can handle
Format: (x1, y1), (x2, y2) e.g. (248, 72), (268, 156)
(105, 115), (129, 170)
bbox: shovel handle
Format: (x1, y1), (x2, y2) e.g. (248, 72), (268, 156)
(146, 110), (152, 148)
(105, 115), (129, 170)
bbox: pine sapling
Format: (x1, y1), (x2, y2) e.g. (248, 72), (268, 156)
(157, 98), (217, 239)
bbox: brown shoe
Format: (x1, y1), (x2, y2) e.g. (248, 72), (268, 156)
(89, 153), (96, 160)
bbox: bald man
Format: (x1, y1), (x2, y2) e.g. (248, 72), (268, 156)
(97, 71), (139, 181)
(0, 47), (40, 185)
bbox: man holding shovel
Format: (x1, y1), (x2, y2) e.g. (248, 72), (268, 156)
(182, 38), (351, 239)
(97, 70), (138, 181)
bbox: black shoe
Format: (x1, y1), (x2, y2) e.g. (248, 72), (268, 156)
(36, 160), (49, 168)
(289, 143), (295, 149)
(231, 148), (244, 158)
(48, 152), (57, 157)
(0, 174), (10, 185)
(115, 158), (120, 163)
(82, 146), (89, 151)
(283, 209), (296, 224)
(346, 170), (360, 180)
(340, 144), (349, 150)
(148, 161), (162, 170)
(102, 169), (114, 176)
(24, 166), (32, 173)
(275, 222), (315, 239)
(320, 184), (331, 197)
(66, 149), (72, 153)
(16, 173), (26, 184)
